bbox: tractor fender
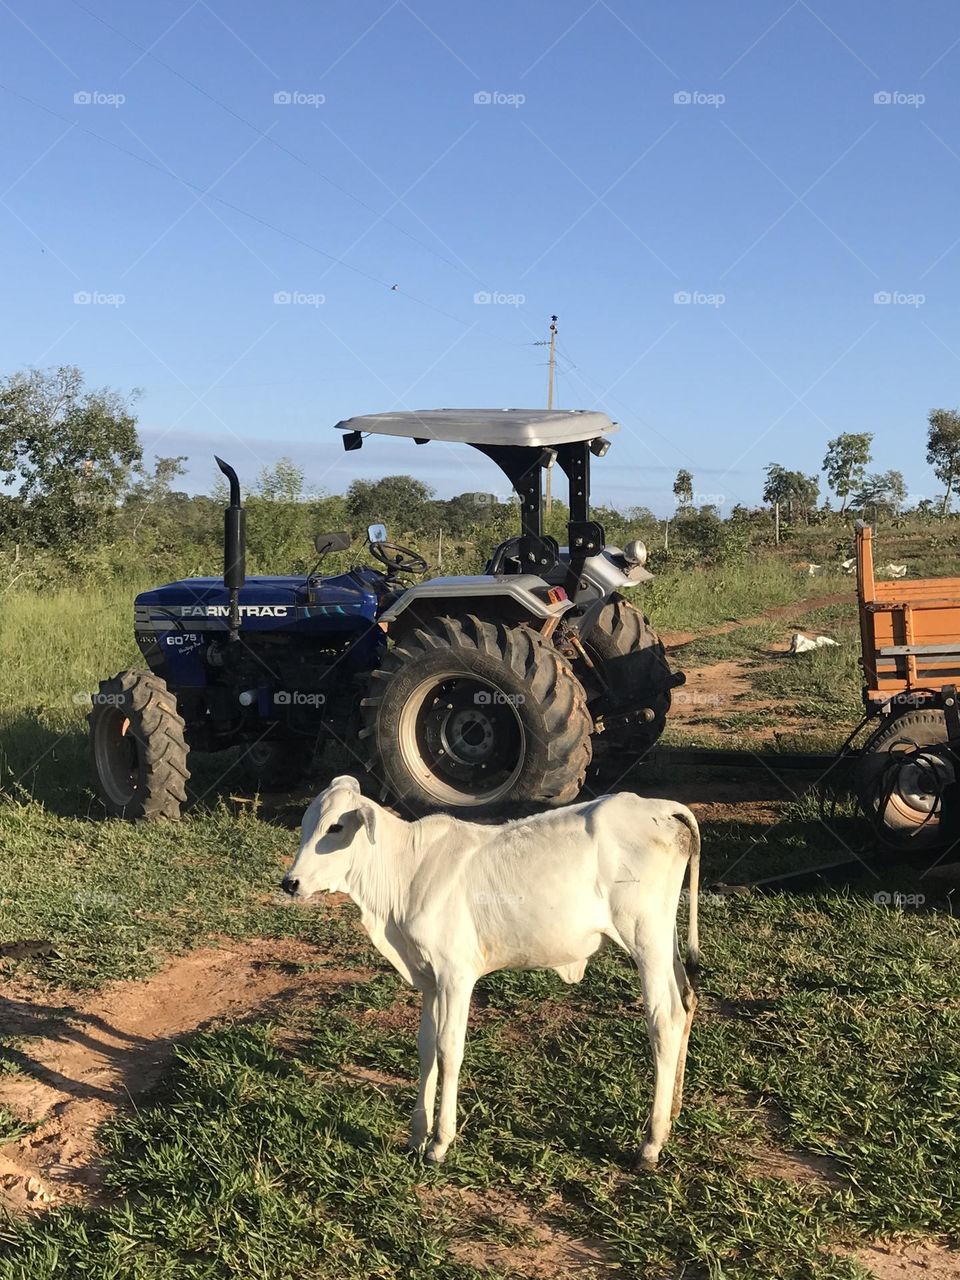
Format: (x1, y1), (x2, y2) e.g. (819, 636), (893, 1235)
(379, 574), (574, 624)
(573, 548), (653, 599)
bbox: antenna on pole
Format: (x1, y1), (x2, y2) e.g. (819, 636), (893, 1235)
(545, 314), (558, 517)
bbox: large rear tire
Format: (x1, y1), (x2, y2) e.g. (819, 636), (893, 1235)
(854, 708), (956, 853)
(579, 594), (674, 755)
(362, 615), (592, 812)
(89, 670), (190, 820)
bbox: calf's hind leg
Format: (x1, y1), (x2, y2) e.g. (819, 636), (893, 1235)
(633, 946), (687, 1170)
(671, 950), (697, 1120)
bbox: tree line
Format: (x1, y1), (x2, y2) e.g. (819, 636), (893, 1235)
(670, 414), (960, 524)
(2, 365), (958, 590)
(0, 366), (660, 586)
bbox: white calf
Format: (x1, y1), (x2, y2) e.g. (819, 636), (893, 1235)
(281, 777), (700, 1168)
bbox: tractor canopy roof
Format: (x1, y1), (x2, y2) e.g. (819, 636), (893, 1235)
(334, 408), (618, 449)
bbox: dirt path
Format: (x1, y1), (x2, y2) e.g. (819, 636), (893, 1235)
(669, 645), (811, 741)
(0, 936), (367, 1212)
(838, 1240), (960, 1280)
(660, 590), (851, 651)
(672, 656), (757, 720)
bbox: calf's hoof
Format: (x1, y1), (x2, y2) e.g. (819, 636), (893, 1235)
(633, 1148), (660, 1173)
(424, 1143), (447, 1165)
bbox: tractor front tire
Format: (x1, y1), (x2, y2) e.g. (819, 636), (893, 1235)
(580, 594), (674, 755)
(363, 615), (592, 812)
(89, 670), (190, 820)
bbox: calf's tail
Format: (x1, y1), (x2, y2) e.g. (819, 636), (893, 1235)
(673, 808), (700, 984)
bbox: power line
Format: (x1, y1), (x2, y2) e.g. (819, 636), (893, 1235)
(0, 82), (525, 346)
(68, 0), (483, 285)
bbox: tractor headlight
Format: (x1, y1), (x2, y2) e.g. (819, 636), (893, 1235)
(623, 539), (648, 567)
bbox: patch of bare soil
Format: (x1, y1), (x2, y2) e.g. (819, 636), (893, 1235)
(671, 649), (807, 739)
(748, 1146), (844, 1187)
(420, 1185), (621, 1279)
(0, 938), (367, 1213)
(341, 1063), (408, 1088)
(670, 656), (781, 742)
(837, 1239), (960, 1279)
(661, 591), (851, 653)
(355, 989), (579, 1048)
(673, 656), (756, 715)
(358, 998), (421, 1036)
(489, 997), (585, 1048)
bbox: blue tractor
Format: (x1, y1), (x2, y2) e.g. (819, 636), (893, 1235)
(90, 409), (682, 819)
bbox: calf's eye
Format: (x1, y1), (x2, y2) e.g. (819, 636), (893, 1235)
(327, 823), (343, 834)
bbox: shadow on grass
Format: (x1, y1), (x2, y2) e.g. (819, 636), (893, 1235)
(705, 811), (960, 911)
(0, 712), (324, 825)
(0, 715), (91, 816)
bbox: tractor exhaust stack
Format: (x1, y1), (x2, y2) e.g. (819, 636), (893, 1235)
(215, 456), (245, 641)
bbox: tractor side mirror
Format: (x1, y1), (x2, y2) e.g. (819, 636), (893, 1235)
(367, 523), (388, 544)
(314, 531), (352, 555)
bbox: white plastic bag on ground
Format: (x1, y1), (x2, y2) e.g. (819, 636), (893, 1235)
(789, 632), (840, 655)
(881, 563), (907, 578)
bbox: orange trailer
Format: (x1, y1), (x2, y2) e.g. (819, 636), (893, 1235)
(853, 523), (959, 851)
(857, 523), (960, 706)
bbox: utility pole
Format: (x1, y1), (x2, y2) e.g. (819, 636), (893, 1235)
(545, 314), (558, 517)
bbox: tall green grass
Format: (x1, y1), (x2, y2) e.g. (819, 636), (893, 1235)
(640, 564), (851, 633)
(0, 583), (141, 812)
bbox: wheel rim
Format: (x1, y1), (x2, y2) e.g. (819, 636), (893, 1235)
(93, 710), (139, 807)
(883, 746), (954, 827)
(397, 672), (525, 806)
(247, 742), (278, 769)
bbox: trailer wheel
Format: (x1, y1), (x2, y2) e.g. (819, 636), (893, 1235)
(363, 615), (592, 812)
(855, 708), (955, 852)
(579, 594), (674, 755)
(89, 670), (190, 820)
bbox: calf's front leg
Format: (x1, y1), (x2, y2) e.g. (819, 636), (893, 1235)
(408, 986), (438, 1152)
(425, 976), (474, 1164)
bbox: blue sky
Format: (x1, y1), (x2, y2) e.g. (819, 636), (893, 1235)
(2, 0), (960, 514)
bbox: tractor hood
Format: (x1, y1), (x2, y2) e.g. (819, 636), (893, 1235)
(138, 576), (306, 610)
(134, 573), (381, 632)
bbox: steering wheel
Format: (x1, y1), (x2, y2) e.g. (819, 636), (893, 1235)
(369, 540), (429, 576)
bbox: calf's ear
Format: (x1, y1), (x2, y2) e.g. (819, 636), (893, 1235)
(329, 774), (361, 793)
(357, 802), (377, 845)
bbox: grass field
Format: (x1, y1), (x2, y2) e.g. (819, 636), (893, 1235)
(0, 553), (958, 1278)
